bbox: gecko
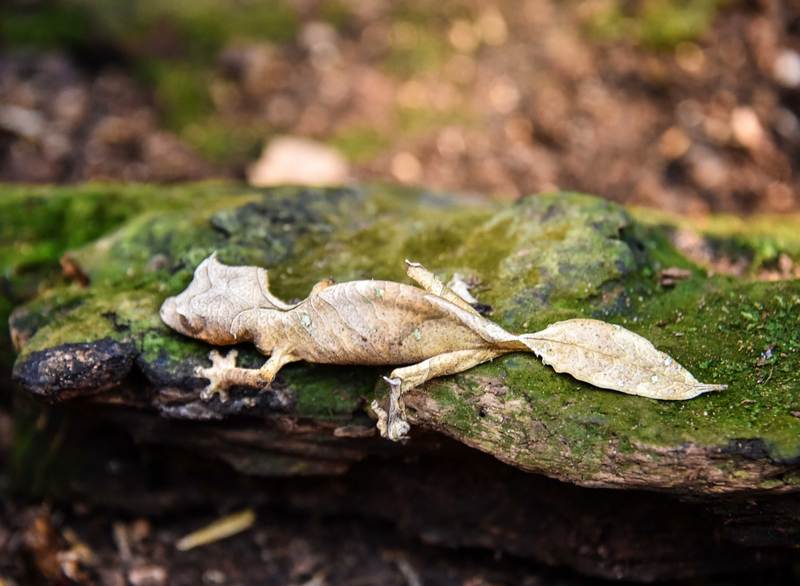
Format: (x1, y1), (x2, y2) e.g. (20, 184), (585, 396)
(160, 254), (726, 441)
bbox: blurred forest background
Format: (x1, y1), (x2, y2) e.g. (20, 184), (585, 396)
(1, 0), (799, 214)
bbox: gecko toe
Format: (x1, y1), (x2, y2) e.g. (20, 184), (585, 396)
(370, 400), (389, 438)
(209, 349), (237, 368)
(200, 384), (229, 403)
(196, 364), (230, 403)
(387, 418), (410, 442)
(382, 376), (402, 391)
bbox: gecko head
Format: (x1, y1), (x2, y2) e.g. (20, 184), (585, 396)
(160, 253), (250, 345)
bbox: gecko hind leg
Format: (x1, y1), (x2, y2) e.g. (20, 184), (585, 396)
(376, 347), (506, 441)
(382, 375), (409, 441)
(404, 260), (480, 316)
(197, 347), (299, 402)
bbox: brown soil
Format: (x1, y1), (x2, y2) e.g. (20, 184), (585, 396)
(1, 1), (798, 214)
(2, 503), (583, 586)
(0, 54), (210, 183)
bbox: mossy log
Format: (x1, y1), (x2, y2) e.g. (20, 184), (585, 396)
(7, 183), (800, 492)
(4, 183), (800, 580)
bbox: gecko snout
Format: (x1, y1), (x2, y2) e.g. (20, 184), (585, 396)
(160, 295), (198, 336)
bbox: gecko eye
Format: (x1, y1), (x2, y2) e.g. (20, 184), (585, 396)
(176, 311), (198, 334)
(175, 305), (197, 333)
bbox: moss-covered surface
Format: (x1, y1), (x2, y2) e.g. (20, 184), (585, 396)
(0, 183), (218, 370)
(413, 277), (800, 491)
(7, 183), (800, 493)
(0, 182), (253, 494)
(632, 207), (800, 275)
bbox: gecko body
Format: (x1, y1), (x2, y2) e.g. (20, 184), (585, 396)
(160, 254), (725, 441)
(160, 254), (521, 439)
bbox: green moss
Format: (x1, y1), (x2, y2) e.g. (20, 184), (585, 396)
(382, 20), (452, 77)
(3, 0), (300, 55)
(0, 182), (225, 370)
(282, 364), (378, 418)
(425, 276), (800, 478)
(139, 61), (215, 133)
(0, 4), (95, 49)
(1, 183), (156, 273)
(166, 0), (299, 53)
(633, 207), (800, 274)
(628, 279), (800, 458)
(9, 183), (800, 485)
(139, 327), (207, 365)
(0, 181), (248, 273)
(427, 379), (482, 432)
(16, 285), (154, 360)
(1, 182), (255, 368)
(586, 0), (727, 50)
(181, 120), (265, 165)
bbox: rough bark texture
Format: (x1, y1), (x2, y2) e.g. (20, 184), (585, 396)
(4, 183), (800, 581)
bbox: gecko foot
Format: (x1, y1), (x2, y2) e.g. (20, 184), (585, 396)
(370, 400), (389, 438)
(382, 375), (410, 441)
(370, 399), (409, 441)
(388, 418), (410, 441)
(195, 349), (238, 403)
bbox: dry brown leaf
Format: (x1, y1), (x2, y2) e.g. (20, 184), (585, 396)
(519, 319), (727, 400)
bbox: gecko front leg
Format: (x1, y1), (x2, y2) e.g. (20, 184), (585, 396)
(196, 346), (299, 402)
(374, 348), (506, 441)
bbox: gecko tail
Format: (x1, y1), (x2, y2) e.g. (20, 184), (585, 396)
(423, 295), (525, 349)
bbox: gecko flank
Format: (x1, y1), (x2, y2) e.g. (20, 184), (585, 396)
(160, 254), (726, 441)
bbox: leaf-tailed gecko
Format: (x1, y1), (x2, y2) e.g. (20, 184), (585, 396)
(160, 254), (725, 441)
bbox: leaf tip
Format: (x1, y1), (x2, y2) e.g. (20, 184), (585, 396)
(698, 383), (728, 393)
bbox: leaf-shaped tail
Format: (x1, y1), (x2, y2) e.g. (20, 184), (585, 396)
(518, 319), (727, 400)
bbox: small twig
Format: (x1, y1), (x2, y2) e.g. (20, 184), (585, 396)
(383, 551), (422, 586)
(395, 557), (422, 586)
(175, 509), (256, 551)
(112, 522), (132, 561)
